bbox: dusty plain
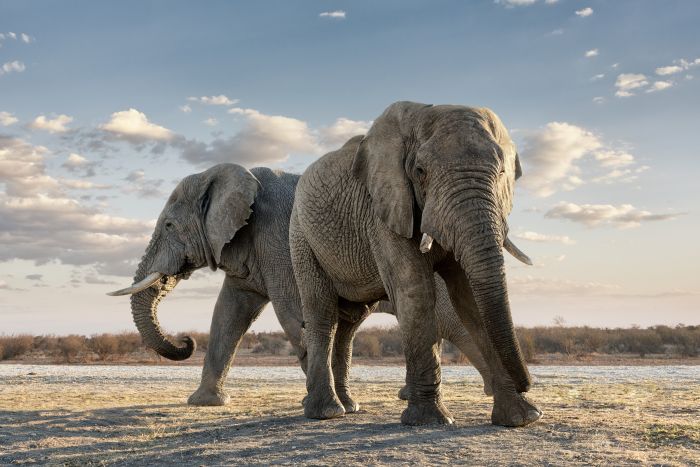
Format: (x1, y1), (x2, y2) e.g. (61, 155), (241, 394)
(0, 365), (698, 466)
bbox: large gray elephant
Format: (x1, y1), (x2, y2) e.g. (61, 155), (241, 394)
(290, 102), (542, 426)
(107, 163), (495, 409)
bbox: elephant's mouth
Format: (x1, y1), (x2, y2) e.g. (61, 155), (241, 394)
(106, 267), (194, 297)
(419, 232), (533, 266)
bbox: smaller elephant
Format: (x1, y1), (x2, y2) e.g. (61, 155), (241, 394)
(108, 163), (495, 409)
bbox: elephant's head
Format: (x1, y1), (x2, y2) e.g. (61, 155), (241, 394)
(352, 101), (532, 391)
(107, 164), (259, 360)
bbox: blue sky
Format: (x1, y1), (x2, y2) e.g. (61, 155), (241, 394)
(1, 0), (698, 335)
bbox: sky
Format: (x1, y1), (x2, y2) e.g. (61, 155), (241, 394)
(1, 0), (698, 336)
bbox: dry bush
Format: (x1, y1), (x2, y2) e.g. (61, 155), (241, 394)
(88, 334), (120, 361)
(353, 333), (381, 357)
(253, 332), (288, 355)
(0, 334), (34, 360)
(115, 332), (143, 356)
(55, 335), (87, 363)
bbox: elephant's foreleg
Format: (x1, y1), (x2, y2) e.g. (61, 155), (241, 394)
(373, 237), (453, 425)
(332, 305), (371, 413)
(438, 260), (541, 427)
(188, 276), (268, 406)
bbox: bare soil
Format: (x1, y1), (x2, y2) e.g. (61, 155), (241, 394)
(0, 366), (698, 466)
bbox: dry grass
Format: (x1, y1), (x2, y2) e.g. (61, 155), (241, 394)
(0, 369), (698, 465)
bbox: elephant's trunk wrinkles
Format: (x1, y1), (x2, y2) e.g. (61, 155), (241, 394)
(431, 182), (531, 393)
(129, 248), (196, 361)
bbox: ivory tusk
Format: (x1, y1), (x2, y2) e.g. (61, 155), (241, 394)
(419, 233), (434, 254)
(503, 236), (533, 266)
(106, 272), (165, 296)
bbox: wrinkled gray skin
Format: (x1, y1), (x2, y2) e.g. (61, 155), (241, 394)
(290, 101), (542, 426)
(109, 164), (494, 407)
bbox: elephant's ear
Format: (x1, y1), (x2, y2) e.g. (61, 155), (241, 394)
(199, 164), (260, 266)
(351, 102), (426, 239)
(515, 153), (523, 180)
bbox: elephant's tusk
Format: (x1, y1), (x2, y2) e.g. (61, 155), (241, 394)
(419, 233), (434, 253)
(106, 272), (165, 296)
(503, 236), (533, 266)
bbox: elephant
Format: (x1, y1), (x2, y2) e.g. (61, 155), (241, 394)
(289, 101), (542, 426)
(107, 163), (496, 409)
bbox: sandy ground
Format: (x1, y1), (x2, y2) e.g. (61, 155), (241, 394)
(0, 365), (698, 466)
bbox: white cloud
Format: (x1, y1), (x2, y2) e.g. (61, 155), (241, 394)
(0, 136), (152, 276)
(20, 33), (33, 44)
(545, 202), (680, 228)
(518, 122), (601, 197)
(122, 170), (166, 198)
(615, 73), (648, 97)
(591, 74), (605, 81)
(100, 108), (174, 143)
(510, 276), (620, 296)
(655, 65), (683, 76)
(646, 81), (673, 93)
(179, 104), (192, 113)
(518, 123), (645, 197)
(584, 49), (599, 58)
(319, 10), (347, 18)
(178, 107), (320, 167)
(187, 95), (239, 106)
(203, 117), (218, 127)
(593, 150), (635, 168)
(0, 111), (18, 126)
(0, 60), (26, 75)
(514, 231), (575, 245)
(29, 114), (73, 133)
(575, 7), (593, 17)
(7, 32), (16, 40)
(61, 153), (97, 177)
(548, 28), (564, 36)
(655, 57), (700, 76)
(318, 117), (372, 149)
(592, 96), (605, 104)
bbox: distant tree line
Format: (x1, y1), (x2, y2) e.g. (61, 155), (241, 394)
(0, 325), (697, 363)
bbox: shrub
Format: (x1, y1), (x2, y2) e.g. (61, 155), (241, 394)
(0, 334), (34, 360)
(353, 334), (381, 357)
(253, 332), (288, 355)
(56, 335), (86, 362)
(88, 334), (120, 361)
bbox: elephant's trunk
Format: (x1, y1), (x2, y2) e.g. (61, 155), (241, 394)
(128, 246), (196, 361)
(425, 179), (531, 392)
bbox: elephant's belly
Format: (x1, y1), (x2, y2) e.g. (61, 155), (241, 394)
(311, 233), (386, 303)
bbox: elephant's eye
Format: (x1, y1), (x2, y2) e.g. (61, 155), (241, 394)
(164, 221), (174, 230)
(416, 166), (427, 182)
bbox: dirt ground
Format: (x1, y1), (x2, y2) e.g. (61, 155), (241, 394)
(0, 366), (698, 466)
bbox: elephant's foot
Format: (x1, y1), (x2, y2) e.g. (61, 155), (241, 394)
(303, 390), (346, 420)
(187, 387), (230, 406)
(398, 385), (410, 401)
(336, 389), (360, 413)
(491, 390), (542, 427)
(401, 399), (454, 426)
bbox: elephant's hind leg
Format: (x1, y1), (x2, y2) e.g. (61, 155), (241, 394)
(291, 232), (345, 420)
(333, 304), (372, 413)
(188, 277), (267, 406)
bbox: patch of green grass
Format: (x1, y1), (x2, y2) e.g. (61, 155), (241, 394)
(644, 423), (700, 447)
